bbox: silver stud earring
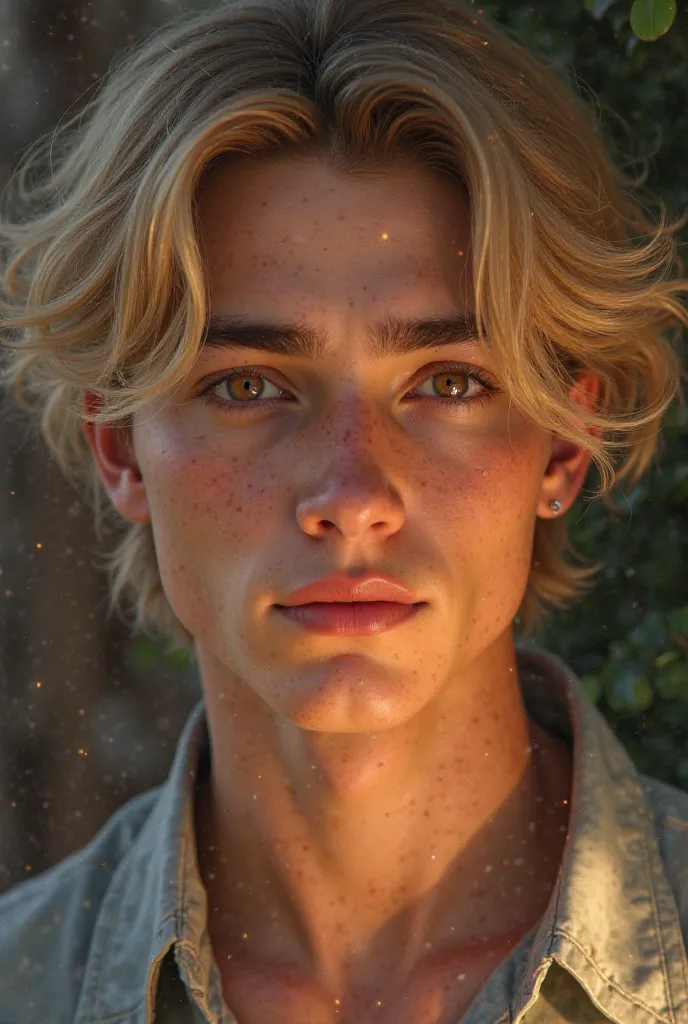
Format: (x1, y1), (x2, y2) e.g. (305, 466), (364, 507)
(549, 499), (562, 514)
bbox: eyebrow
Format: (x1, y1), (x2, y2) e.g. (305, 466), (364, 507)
(202, 311), (481, 360)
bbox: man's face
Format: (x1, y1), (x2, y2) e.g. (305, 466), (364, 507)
(121, 154), (556, 731)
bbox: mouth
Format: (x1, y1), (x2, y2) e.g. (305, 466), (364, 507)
(274, 600), (425, 636)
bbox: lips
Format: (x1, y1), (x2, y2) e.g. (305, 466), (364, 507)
(276, 572), (418, 606)
(273, 573), (423, 636)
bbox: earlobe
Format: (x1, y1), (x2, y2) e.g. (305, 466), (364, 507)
(537, 435), (592, 519)
(536, 372), (601, 519)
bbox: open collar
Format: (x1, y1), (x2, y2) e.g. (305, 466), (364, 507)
(74, 647), (688, 1024)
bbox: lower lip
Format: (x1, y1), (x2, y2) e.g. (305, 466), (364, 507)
(275, 601), (423, 635)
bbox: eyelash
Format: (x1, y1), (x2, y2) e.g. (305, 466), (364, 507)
(196, 362), (502, 417)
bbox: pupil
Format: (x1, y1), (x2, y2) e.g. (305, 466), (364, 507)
(436, 373), (466, 397)
(230, 375), (262, 400)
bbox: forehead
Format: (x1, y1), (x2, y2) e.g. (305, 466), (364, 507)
(195, 154), (473, 321)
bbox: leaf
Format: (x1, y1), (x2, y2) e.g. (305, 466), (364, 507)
(656, 651), (680, 670)
(655, 661), (688, 702)
(630, 0), (677, 40)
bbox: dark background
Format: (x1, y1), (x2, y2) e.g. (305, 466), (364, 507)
(0, 0), (686, 894)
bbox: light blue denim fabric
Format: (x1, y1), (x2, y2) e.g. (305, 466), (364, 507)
(1, 646), (688, 1024)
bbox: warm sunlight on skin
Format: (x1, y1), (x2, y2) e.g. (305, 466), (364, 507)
(83, 154), (598, 1023)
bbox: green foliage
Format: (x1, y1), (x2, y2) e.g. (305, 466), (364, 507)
(583, 0), (677, 40)
(630, 0), (677, 40)
(126, 636), (193, 674)
(478, 0), (688, 787)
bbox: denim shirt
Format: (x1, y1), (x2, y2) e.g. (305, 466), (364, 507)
(2, 646), (688, 1024)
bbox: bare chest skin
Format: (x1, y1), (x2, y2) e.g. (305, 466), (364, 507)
(202, 725), (572, 1024)
(214, 927), (536, 1024)
(210, 825), (568, 1023)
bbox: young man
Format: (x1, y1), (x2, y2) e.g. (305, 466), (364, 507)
(1, 1), (688, 1022)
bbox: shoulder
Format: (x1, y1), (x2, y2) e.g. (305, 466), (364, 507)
(640, 771), (688, 928)
(0, 786), (160, 1024)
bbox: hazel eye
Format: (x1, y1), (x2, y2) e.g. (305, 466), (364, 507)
(406, 364), (499, 410)
(216, 372), (282, 403)
(416, 369), (473, 400)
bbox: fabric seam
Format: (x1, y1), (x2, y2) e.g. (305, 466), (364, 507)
(554, 926), (672, 1024)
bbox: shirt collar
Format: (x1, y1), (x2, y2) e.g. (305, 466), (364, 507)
(513, 646), (688, 1024)
(75, 647), (688, 1024)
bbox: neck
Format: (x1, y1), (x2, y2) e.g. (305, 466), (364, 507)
(194, 632), (571, 995)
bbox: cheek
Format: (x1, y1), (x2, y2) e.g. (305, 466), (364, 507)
(139, 428), (281, 553)
(416, 432), (543, 588)
(419, 432), (542, 531)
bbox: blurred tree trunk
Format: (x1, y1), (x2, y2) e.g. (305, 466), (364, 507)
(0, 0), (200, 893)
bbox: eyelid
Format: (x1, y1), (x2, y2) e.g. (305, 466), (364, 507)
(196, 359), (500, 396)
(196, 363), (291, 392)
(405, 359), (500, 393)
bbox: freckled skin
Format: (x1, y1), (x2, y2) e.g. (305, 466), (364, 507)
(84, 154), (598, 1023)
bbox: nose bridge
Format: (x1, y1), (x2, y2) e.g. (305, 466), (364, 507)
(317, 393), (392, 479)
(295, 394), (405, 541)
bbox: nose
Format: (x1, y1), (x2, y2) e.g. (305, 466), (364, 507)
(295, 442), (406, 545)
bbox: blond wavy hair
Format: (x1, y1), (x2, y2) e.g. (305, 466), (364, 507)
(0, 0), (686, 654)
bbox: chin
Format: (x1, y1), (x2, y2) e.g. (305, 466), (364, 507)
(271, 653), (434, 733)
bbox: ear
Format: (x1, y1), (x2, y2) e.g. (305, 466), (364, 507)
(536, 372), (601, 519)
(81, 391), (151, 524)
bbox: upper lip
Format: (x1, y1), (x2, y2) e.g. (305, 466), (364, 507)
(276, 573), (418, 606)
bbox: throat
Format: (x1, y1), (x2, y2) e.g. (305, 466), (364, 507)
(194, 712), (571, 1004)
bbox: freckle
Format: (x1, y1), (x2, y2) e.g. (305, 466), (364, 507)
(471, 717), (479, 726)
(424, 810), (430, 817)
